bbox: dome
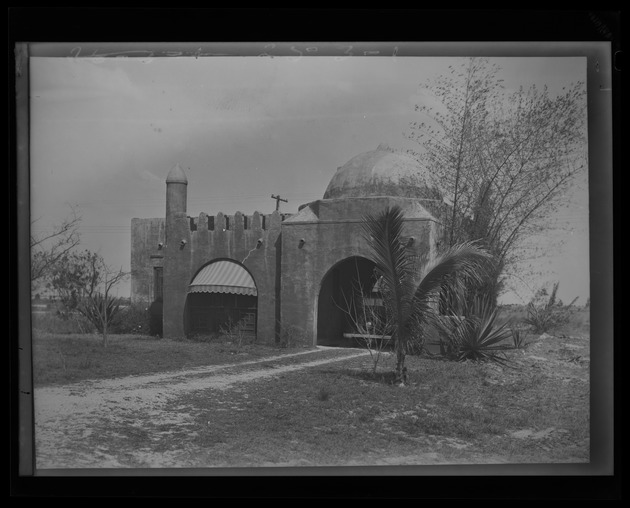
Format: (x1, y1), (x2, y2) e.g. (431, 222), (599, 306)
(323, 144), (434, 199)
(166, 163), (188, 184)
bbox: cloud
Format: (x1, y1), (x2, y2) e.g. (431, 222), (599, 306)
(31, 57), (144, 102)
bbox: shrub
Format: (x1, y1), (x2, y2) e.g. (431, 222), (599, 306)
(32, 309), (94, 334)
(510, 327), (531, 349)
(523, 282), (579, 334)
(219, 317), (255, 351)
(109, 302), (151, 335)
(77, 293), (122, 334)
(431, 295), (514, 365)
(277, 324), (308, 349)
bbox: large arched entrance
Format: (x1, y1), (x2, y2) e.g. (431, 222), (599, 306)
(316, 256), (383, 347)
(186, 259), (257, 337)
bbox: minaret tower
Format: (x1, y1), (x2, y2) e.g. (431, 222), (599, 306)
(163, 163), (190, 338)
(165, 163), (188, 243)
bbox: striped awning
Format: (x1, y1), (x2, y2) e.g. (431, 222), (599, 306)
(189, 260), (257, 296)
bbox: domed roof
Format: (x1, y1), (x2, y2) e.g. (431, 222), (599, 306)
(323, 144), (434, 199)
(166, 163), (188, 184)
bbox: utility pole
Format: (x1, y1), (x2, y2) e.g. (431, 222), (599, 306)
(271, 194), (288, 211)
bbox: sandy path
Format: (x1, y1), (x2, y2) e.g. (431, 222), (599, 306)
(34, 347), (371, 469)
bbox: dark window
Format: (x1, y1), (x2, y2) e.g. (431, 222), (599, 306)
(188, 292), (257, 335)
(154, 267), (163, 301)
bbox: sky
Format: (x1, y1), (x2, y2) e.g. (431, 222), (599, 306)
(28, 52), (590, 305)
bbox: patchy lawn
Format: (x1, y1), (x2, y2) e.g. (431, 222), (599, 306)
(31, 331), (309, 388)
(30, 307), (591, 468)
(164, 335), (589, 467)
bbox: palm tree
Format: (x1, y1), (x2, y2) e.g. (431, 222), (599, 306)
(362, 206), (493, 385)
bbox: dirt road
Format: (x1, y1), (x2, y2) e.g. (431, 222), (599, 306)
(34, 347), (371, 469)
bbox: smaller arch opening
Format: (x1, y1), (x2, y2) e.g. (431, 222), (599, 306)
(186, 259), (257, 338)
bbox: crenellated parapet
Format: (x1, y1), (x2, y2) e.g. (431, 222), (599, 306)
(188, 210), (293, 232)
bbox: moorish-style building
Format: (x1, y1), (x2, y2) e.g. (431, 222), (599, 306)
(130, 144), (442, 346)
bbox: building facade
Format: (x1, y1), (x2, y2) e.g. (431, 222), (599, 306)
(130, 145), (442, 346)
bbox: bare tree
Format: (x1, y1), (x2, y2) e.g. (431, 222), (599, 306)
(49, 249), (128, 347)
(407, 57), (587, 301)
(336, 267), (394, 377)
(30, 204), (82, 290)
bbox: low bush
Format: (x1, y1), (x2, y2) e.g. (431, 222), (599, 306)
(109, 302), (151, 335)
(523, 282), (579, 334)
(32, 301), (153, 337)
(277, 324), (308, 349)
(31, 310), (94, 334)
(218, 317), (256, 351)
(510, 327), (531, 349)
(77, 293), (122, 334)
(431, 296), (514, 365)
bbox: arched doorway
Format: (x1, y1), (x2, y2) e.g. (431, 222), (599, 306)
(186, 259), (257, 337)
(316, 256), (382, 346)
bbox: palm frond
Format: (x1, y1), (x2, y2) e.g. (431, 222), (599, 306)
(413, 241), (493, 310)
(362, 206), (418, 331)
(361, 206), (500, 380)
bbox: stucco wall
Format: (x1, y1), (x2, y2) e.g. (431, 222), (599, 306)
(130, 218), (165, 304)
(280, 197), (439, 345)
(162, 210), (284, 341)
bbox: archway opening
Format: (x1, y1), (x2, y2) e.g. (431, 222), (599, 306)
(186, 259), (257, 338)
(316, 256), (384, 347)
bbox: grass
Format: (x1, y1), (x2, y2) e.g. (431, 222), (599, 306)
(31, 305), (590, 466)
(31, 330), (310, 388)
(161, 350), (589, 466)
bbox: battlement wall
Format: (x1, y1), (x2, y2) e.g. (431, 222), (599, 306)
(188, 211), (293, 232)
